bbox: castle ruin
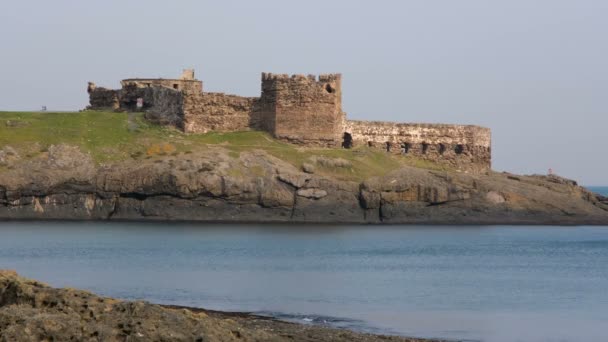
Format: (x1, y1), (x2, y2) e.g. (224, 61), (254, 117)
(87, 69), (491, 172)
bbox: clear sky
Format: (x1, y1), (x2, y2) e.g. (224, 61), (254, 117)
(1, 0), (606, 184)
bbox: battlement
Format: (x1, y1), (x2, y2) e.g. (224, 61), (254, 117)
(261, 72), (342, 82)
(261, 73), (341, 94)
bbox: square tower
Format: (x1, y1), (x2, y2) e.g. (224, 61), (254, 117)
(257, 73), (344, 147)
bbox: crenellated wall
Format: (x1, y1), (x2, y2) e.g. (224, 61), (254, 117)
(344, 120), (491, 172)
(257, 73), (344, 147)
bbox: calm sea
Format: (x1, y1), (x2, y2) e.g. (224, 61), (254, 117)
(1, 222), (608, 342)
(587, 185), (608, 196)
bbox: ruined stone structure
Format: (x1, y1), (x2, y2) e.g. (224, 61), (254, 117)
(88, 69), (491, 172)
(121, 69), (203, 94)
(256, 73), (344, 147)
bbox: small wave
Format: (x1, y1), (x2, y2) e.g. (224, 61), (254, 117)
(254, 311), (391, 334)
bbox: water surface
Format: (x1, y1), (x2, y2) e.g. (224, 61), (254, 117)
(1, 222), (607, 342)
(587, 185), (608, 196)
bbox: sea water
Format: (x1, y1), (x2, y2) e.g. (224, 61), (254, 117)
(1, 221), (608, 342)
(588, 185), (608, 197)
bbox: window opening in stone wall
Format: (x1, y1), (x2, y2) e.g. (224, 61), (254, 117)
(325, 84), (334, 93)
(439, 143), (446, 155)
(455, 144), (464, 154)
(173, 84), (179, 89)
(367, 141), (373, 147)
(422, 142), (429, 154)
(386, 142), (391, 152)
(342, 132), (353, 149)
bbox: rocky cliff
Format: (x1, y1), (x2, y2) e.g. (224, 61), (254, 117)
(0, 144), (606, 224)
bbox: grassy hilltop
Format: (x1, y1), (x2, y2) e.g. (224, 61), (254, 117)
(0, 111), (447, 181)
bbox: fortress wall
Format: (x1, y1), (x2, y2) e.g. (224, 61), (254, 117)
(344, 120), (491, 172)
(143, 87), (185, 129)
(257, 73), (344, 146)
(120, 79), (203, 93)
(87, 84), (119, 110)
(182, 92), (258, 133)
(86, 70), (493, 172)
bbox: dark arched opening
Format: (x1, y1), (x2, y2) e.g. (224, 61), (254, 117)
(325, 84), (335, 93)
(385, 142), (391, 152)
(455, 144), (464, 154)
(401, 142), (410, 154)
(421, 142), (429, 154)
(438, 143), (446, 155)
(342, 132), (353, 149)
(367, 141), (373, 147)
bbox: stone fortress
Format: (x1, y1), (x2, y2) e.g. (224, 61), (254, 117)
(87, 69), (491, 172)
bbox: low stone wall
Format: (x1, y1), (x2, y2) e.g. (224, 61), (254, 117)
(344, 120), (491, 172)
(120, 78), (203, 93)
(87, 87), (119, 110)
(182, 92), (258, 133)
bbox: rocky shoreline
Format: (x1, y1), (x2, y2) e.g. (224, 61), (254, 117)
(0, 270), (440, 342)
(1, 144), (607, 224)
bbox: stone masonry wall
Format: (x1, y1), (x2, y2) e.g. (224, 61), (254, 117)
(257, 73), (344, 147)
(344, 120), (491, 172)
(87, 83), (119, 110)
(143, 87), (185, 129)
(120, 79), (203, 93)
(182, 92), (258, 133)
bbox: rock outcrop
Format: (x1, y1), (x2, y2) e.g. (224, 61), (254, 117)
(0, 270), (434, 342)
(0, 144), (607, 224)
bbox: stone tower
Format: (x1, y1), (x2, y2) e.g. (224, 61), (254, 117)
(257, 73), (344, 147)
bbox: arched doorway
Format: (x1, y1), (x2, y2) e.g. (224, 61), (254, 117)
(342, 132), (353, 149)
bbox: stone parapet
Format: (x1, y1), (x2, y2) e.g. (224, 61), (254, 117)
(344, 120), (491, 172)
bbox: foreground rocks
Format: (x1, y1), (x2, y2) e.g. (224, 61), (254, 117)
(0, 144), (607, 224)
(0, 270), (437, 342)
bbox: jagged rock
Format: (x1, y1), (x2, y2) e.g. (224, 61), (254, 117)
(308, 156), (352, 168)
(302, 162), (315, 174)
(296, 188), (327, 199)
(0, 146), (20, 167)
(277, 171), (311, 188)
(4, 120), (29, 128)
(486, 191), (506, 204)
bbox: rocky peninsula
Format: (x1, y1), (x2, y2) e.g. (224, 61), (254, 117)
(0, 111), (607, 224)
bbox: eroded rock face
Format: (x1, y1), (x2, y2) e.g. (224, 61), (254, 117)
(0, 146), (20, 167)
(0, 145), (607, 224)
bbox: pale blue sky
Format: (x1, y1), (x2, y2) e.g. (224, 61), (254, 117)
(1, 0), (606, 184)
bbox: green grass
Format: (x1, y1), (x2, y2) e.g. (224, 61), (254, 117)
(0, 111), (447, 181)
